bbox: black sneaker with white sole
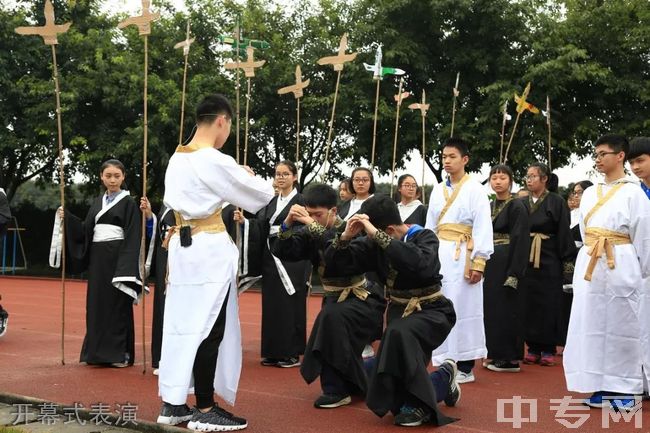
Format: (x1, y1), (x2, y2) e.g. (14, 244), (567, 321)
(187, 405), (247, 432)
(313, 393), (351, 409)
(156, 402), (193, 425)
(276, 357), (300, 368)
(394, 406), (431, 427)
(438, 359), (461, 407)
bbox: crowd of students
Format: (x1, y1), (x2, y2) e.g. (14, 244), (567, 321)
(47, 92), (650, 431)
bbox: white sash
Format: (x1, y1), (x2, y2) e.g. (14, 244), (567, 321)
(268, 189), (298, 295)
(93, 224), (125, 242)
(49, 210), (63, 268)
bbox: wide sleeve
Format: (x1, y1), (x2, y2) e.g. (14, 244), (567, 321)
(505, 199), (530, 281)
(383, 229), (440, 278)
(112, 197), (144, 300)
(196, 151), (275, 214)
(469, 184), (494, 270)
(273, 223), (320, 264)
(629, 188), (650, 279)
(323, 235), (377, 276)
(553, 196), (577, 264)
(63, 209), (91, 274)
(424, 186), (440, 230)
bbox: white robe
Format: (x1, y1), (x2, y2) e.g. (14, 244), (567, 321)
(425, 176), (493, 364)
(159, 146), (274, 406)
(564, 180), (650, 394)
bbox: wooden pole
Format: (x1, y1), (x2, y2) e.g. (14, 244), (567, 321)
(503, 111), (522, 165)
(244, 78), (252, 166)
(499, 102), (508, 164)
(420, 108), (426, 206)
(51, 45), (66, 366)
(547, 96), (552, 171)
(140, 34), (149, 375)
(321, 69), (342, 180)
(370, 79), (380, 168)
(390, 78), (404, 197)
(450, 72), (459, 138)
(235, 19), (241, 163)
(177, 22), (191, 147)
(296, 98), (300, 163)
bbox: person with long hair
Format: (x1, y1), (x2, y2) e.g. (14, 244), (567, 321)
(397, 174), (427, 226)
(482, 165), (530, 373)
(564, 135), (650, 409)
(338, 167), (375, 221)
(55, 159), (142, 367)
(520, 162), (576, 367)
(338, 178), (354, 203)
(236, 160), (311, 368)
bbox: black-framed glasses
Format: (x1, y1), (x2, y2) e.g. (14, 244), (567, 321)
(592, 151), (618, 160)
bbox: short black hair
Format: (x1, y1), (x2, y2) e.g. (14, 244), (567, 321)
(196, 94), (233, 125)
(574, 180), (593, 192)
(594, 134), (629, 157)
(350, 167), (376, 195)
(443, 137), (469, 157)
(358, 194), (401, 230)
(303, 183), (337, 209)
(489, 164), (514, 184)
(628, 137), (650, 160)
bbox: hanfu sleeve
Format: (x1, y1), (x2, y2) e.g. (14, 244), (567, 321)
(469, 185), (494, 272)
(111, 197), (144, 300)
(505, 199), (530, 282)
(324, 235), (378, 276)
(629, 189), (650, 279)
(63, 209), (91, 274)
(382, 229), (440, 279)
(273, 223), (322, 264)
(554, 197), (578, 265)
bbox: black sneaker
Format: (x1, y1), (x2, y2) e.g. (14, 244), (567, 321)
(0, 307), (8, 338)
(277, 357), (300, 368)
(261, 357), (278, 366)
(187, 405), (247, 432)
(486, 360), (521, 373)
(314, 394), (351, 409)
(156, 402), (193, 425)
(394, 405), (431, 427)
(438, 359), (461, 407)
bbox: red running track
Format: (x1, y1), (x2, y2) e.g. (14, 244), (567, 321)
(0, 276), (647, 432)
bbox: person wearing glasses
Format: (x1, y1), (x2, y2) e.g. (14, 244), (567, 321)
(519, 162), (576, 369)
(235, 160), (311, 369)
(396, 174), (427, 226)
(482, 165), (530, 373)
(158, 94), (274, 431)
(425, 138), (493, 384)
(338, 168), (375, 221)
(564, 135), (650, 410)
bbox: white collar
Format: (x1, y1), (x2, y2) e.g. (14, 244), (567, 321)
(398, 199), (422, 209)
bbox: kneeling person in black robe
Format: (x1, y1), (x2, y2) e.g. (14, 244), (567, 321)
(325, 195), (459, 427)
(273, 184), (386, 408)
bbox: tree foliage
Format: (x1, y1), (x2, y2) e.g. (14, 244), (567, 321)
(1, 0), (648, 203)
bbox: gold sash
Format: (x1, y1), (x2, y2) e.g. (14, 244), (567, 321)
(437, 174), (470, 225)
(583, 228), (631, 281)
(162, 209), (227, 249)
(390, 291), (443, 318)
(437, 223), (473, 278)
(494, 233), (510, 245)
(322, 278), (369, 303)
(529, 232), (550, 269)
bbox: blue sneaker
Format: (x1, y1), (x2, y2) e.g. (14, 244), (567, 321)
(610, 397), (638, 412)
(584, 391), (608, 408)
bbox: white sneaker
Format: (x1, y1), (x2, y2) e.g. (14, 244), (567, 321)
(153, 368), (159, 376)
(362, 344), (375, 359)
(456, 371), (475, 384)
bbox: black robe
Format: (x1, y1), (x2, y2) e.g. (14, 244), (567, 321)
(149, 206), (175, 368)
(557, 220), (582, 347)
(64, 192), (142, 365)
(519, 192), (576, 350)
(324, 228), (456, 426)
(402, 204), (427, 226)
(273, 220), (385, 395)
(483, 198), (530, 361)
(251, 193), (311, 359)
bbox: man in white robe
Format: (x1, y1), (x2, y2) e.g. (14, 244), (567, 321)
(564, 134), (650, 410)
(425, 138), (493, 384)
(157, 94), (274, 431)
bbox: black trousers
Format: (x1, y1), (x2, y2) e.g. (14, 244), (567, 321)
(193, 292), (229, 409)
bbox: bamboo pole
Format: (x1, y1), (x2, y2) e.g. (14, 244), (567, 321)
(390, 78), (405, 197)
(370, 79), (381, 169)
